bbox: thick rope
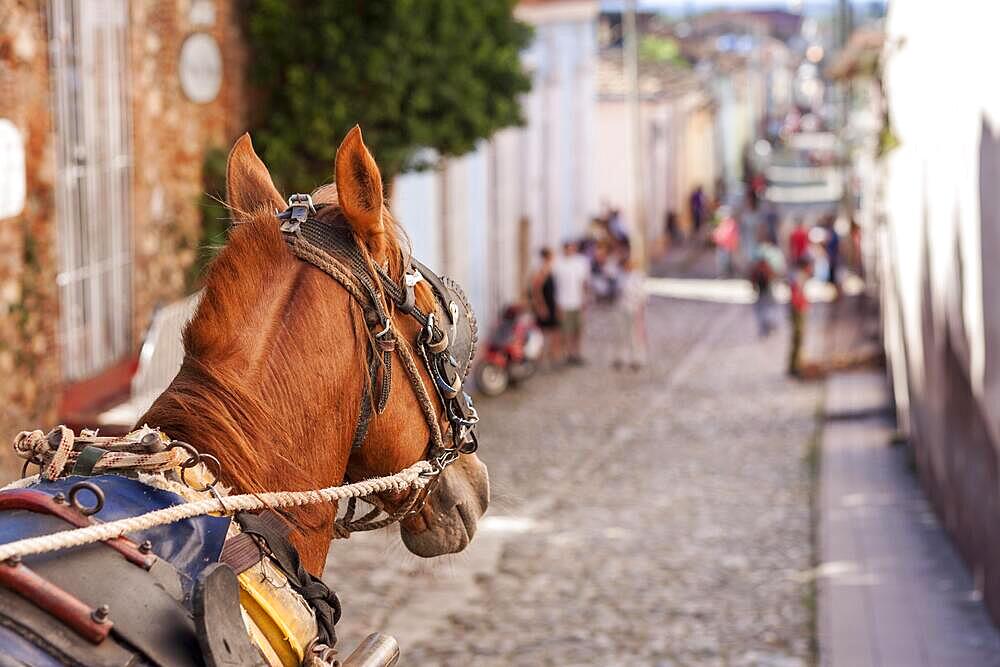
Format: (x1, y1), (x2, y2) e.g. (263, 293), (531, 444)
(14, 427), (191, 479)
(0, 460), (433, 563)
(44, 426), (73, 480)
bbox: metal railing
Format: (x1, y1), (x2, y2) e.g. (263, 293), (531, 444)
(49, 0), (133, 381)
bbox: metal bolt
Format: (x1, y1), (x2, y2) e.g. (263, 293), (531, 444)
(52, 492), (66, 504)
(91, 604), (110, 623)
(141, 432), (164, 452)
(138, 540), (152, 554)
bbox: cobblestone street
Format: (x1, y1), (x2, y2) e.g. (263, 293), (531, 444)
(326, 294), (822, 666)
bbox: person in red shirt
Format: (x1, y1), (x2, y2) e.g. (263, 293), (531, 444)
(788, 256), (812, 376)
(789, 218), (809, 264)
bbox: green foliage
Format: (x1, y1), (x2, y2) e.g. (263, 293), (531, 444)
(189, 147), (230, 290)
(639, 36), (688, 67)
(245, 0), (533, 188)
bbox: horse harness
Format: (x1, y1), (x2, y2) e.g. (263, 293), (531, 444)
(0, 197), (481, 666)
(276, 193), (480, 531)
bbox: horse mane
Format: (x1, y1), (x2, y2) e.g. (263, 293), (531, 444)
(140, 185), (435, 504)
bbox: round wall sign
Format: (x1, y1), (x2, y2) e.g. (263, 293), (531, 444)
(179, 33), (222, 104)
(0, 119), (26, 220)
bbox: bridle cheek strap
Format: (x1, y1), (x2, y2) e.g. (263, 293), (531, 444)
(275, 196), (479, 532)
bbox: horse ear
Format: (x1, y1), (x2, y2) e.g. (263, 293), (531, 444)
(226, 133), (284, 218)
(335, 125), (385, 256)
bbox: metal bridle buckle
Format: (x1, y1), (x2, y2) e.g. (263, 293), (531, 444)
(447, 401), (479, 429)
(423, 313), (450, 355)
(421, 447), (461, 478)
(404, 271), (423, 288)
(278, 193), (316, 233)
(422, 313), (436, 342)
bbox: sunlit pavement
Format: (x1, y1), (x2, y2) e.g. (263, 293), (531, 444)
(326, 292), (821, 666)
(818, 372), (1000, 666)
(644, 272), (866, 306)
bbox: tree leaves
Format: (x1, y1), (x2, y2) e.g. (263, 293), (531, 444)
(245, 0), (533, 188)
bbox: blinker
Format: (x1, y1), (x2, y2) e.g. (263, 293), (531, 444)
(431, 355), (462, 399)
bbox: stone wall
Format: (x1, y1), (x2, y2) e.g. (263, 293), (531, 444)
(0, 0), (60, 479)
(0, 0), (248, 481)
(129, 0), (248, 345)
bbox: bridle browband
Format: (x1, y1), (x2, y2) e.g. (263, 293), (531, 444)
(275, 194), (480, 531)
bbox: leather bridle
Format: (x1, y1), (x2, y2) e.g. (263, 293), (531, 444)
(275, 194), (480, 531)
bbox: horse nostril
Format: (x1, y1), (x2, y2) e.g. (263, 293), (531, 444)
(456, 502), (477, 539)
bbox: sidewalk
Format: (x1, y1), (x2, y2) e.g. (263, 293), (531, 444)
(818, 370), (1000, 666)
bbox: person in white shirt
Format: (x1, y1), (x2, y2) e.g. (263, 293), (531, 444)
(613, 256), (648, 370)
(551, 241), (590, 364)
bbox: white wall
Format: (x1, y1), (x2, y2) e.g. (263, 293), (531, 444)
(392, 160), (441, 272)
(392, 1), (599, 331)
(881, 1), (1000, 446)
(596, 90), (715, 244)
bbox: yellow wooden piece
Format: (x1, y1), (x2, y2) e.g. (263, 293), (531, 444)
(241, 607), (286, 667)
(238, 558), (319, 667)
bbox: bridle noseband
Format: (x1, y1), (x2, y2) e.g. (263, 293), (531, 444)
(276, 194), (480, 531)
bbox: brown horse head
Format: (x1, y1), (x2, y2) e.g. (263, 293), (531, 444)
(141, 127), (489, 574)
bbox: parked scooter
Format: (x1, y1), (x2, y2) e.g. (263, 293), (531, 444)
(474, 304), (544, 396)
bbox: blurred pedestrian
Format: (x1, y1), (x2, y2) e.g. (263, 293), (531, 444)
(529, 247), (561, 365)
(553, 241), (590, 365)
(788, 257), (811, 376)
(789, 218), (809, 264)
(590, 242), (620, 304)
(613, 256), (648, 370)
(764, 202), (780, 244)
(740, 194), (761, 264)
(665, 210), (680, 245)
(690, 185), (705, 235)
(607, 208), (628, 244)
(712, 209), (739, 278)
(825, 218), (840, 290)
(749, 238), (783, 337)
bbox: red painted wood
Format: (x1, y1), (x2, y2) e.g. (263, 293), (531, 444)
(0, 561), (112, 644)
(57, 355), (138, 423)
(0, 489), (155, 569)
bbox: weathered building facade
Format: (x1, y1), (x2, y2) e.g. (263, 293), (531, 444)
(595, 54), (716, 246)
(0, 0), (247, 478)
(880, 1), (1000, 624)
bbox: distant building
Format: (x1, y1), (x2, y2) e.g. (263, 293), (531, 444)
(594, 52), (716, 243)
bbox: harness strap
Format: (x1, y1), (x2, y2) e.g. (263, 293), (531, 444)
(283, 232), (446, 457)
(349, 350), (381, 450)
(71, 445), (107, 476)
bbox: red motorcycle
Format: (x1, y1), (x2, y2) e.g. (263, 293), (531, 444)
(474, 304), (544, 396)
